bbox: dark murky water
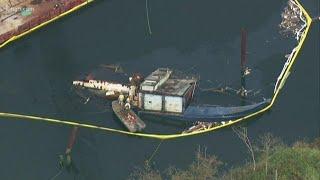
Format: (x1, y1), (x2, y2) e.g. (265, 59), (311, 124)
(0, 0), (318, 179)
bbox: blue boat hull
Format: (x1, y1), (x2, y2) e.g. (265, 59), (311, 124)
(139, 99), (271, 122)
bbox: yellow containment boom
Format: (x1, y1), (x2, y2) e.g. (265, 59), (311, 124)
(0, 0), (313, 140)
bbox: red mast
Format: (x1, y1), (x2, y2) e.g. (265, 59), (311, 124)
(58, 126), (79, 172)
(66, 126), (79, 154)
(241, 28), (247, 70)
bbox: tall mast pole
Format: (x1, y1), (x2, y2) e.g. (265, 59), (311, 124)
(240, 28), (247, 97)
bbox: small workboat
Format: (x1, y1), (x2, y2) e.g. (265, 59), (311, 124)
(111, 101), (146, 132)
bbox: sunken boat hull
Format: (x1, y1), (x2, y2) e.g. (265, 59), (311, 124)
(139, 99), (271, 122)
(88, 89), (120, 100)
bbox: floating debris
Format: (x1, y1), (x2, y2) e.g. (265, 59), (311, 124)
(275, 0), (308, 93)
(312, 16), (320, 22)
(182, 120), (233, 134)
(243, 67), (251, 76)
(100, 64), (124, 73)
(84, 97), (90, 104)
(182, 122), (216, 133)
(279, 0), (306, 39)
(237, 87), (248, 97)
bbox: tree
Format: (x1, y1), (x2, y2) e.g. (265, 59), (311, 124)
(167, 146), (222, 180)
(232, 126), (256, 171)
(129, 162), (162, 180)
(256, 133), (282, 176)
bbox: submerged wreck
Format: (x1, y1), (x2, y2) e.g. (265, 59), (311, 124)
(73, 68), (270, 132)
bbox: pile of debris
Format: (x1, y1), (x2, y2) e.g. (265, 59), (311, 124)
(279, 0), (306, 39)
(182, 120), (233, 134)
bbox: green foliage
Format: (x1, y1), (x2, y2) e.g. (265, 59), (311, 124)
(223, 146), (320, 180)
(129, 162), (162, 180)
(129, 147), (222, 180)
(167, 148), (222, 180)
(268, 147), (320, 179)
(129, 137), (320, 180)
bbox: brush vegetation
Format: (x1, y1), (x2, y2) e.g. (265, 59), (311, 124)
(129, 135), (320, 180)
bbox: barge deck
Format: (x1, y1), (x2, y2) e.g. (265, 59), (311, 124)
(0, 0), (92, 47)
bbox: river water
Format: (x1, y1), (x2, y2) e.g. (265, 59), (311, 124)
(0, 0), (318, 179)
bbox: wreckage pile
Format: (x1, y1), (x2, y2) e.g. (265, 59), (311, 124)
(274, 0), (308, 93)
(279, 0), (306, 39)
(182, 121), (233, 134)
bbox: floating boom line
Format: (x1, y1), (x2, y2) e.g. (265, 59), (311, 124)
(274, 0), (308, 93)
(0, 0), (313, 140)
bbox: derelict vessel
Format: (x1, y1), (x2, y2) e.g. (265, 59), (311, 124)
(72, 68), (270, 132)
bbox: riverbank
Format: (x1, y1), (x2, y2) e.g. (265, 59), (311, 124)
(130, 136), (320, 179)
(0, 0), (93, 48)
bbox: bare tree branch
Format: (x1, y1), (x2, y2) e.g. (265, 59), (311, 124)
(232, 126), (256, 171)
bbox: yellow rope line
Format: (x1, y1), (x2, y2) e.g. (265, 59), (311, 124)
(0, 0), (313, 140)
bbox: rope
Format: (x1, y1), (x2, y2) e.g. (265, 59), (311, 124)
(0, 0), (313, 140)
(49, 170), (63, 180)
(146, 140), (163, 163)
(145, 0), (152, 35)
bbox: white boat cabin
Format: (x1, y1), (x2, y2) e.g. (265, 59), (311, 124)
(138, 68), (197, 114)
